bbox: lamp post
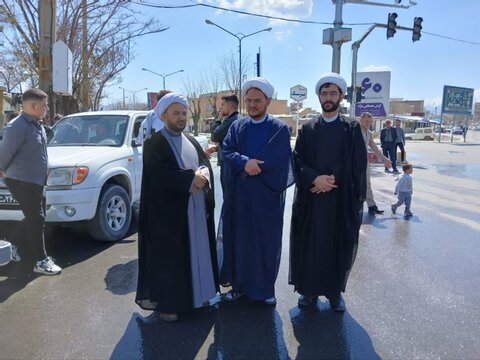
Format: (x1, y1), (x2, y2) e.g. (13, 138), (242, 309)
(118, 87), (147, 109)
(205, 20), (271, 114)
(141, 68), (184, 90)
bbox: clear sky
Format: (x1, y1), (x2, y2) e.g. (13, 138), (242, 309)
(106, 0), (480, 114)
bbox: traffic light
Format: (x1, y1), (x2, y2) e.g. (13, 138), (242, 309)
(345, 86), (353, 103)
(387, 12), (398, 39)
(412, 17), (423, 42)
(344, 86), (364, 103)
(355, 86), (365, 103)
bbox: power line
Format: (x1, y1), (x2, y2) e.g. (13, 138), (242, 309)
(422, 31), (480, 46)
(129, 1), (480, 46)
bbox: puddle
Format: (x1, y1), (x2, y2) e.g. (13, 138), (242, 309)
(432, 163), (480, 181)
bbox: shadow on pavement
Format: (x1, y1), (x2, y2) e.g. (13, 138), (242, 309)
(104, 259), (138, 295)
(110, 309), (216, 360)
(289, 301), (380, 359)
(208, 299), (289, 359)
(111, 298), (290, 359)
(0, 220), (136, 303)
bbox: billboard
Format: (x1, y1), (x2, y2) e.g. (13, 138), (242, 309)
(441, 86), (474, 115)
(147, 92), (158, 110)
(355, 71), (391, 117)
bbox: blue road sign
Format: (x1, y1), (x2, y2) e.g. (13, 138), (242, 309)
(441, 86), (474, 115)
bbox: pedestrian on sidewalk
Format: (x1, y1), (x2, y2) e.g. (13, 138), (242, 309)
(219, 77), (294, 306)
(380, 120), (399, 173)
(359, 112), (392, 215)
(0, 88), (62, 275)
(391, 163), (414, 217)
(135, 93), (219, 322)
(395, 119), (406, 163)
(289, 72), (367, 312)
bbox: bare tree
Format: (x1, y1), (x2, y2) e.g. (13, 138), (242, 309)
(0, 55), (31, 92)
(217, 50), (250, 97)
(1, 0), (168, 113)
(201, 65), (222, 120)
(183, 77), (206, 137)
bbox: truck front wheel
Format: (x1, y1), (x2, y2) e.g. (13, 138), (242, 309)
(88, 184), (132, 242)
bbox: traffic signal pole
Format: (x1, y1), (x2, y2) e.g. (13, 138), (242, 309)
(350, 22), (418, 118)
(329, 0), (416, 74)
(331, 1), (344, 73)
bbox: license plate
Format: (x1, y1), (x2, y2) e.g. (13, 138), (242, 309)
(0, 194), (19, 205)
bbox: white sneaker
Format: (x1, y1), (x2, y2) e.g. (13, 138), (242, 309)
(33, 256), (62, 275)
(10, 245), (21, 262)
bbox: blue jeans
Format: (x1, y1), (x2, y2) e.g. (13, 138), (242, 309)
(382, 144), (397, 171)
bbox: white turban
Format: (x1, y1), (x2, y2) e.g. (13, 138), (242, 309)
(315, 72), (348, 95)
(241, 77), (275, 99)
(155, 92), (189, 118)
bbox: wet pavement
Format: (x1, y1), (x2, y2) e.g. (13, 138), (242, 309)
(1, 140), (479, 359)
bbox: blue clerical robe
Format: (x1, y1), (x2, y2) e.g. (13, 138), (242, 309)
(219, 115), (294, 300)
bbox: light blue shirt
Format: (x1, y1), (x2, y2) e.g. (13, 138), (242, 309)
(395, 173), (413, 194)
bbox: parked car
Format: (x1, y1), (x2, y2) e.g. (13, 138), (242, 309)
(193, 135), (209, 149)
(452, 126), (463, 135)
(404, 127), (435, 141)
(0, 110), (147, 241)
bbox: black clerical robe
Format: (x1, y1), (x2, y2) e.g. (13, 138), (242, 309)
(289, 115), (367, 297)
(135, 131), (219, 312)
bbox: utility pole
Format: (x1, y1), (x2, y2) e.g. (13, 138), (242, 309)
(39, 0), (57, 117)
(331, 0), (345, 73)
(81, 0), (89, 111)
(325, 0), (416, 73)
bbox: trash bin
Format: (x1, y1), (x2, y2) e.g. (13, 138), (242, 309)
(0, 240), (12, 266)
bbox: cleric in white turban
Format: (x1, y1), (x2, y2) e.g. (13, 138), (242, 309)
(289, 70), (367, 314)
(315, 72), (348, 96)
(137, 89), (219, 322)
(154, 92), (189, 119)
(241, 77), (275, 99)
(218, 75), (294, 306)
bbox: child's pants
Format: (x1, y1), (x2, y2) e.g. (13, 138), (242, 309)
(392, 191), (412, 214)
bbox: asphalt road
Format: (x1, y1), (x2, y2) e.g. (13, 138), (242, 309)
(1, 140), (479, 359)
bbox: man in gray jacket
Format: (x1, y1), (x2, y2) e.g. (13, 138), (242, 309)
(0, 88), (62, 275)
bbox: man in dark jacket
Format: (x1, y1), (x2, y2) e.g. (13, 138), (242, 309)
(0, 88), (62, 275)
(210, 94), (239, 192)
(380, 120), (399, 173)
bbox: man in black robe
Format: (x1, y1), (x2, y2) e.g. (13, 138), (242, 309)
(136, 93), (219, 322)
(289, 73), (367, 312)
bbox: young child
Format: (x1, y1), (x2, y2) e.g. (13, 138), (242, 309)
(391, 163), (414, 217)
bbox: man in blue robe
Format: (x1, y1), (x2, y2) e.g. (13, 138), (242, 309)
(289, 73), (367, 312)
(219, 77), (294, 305)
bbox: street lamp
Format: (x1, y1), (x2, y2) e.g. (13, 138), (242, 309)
(205, 19), (271, 114)
(118, 87), (147, 109)
(141, 68), (184, 90)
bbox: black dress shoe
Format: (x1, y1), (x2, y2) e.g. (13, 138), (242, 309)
(368, 205), (384, 215)
(329, 295), (346, 312)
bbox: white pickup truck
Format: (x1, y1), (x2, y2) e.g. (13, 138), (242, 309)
(404, 127), (435, 141)
(0, 110), (147, 241)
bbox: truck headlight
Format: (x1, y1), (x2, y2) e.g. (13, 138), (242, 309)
(47, 167), (89, 186)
